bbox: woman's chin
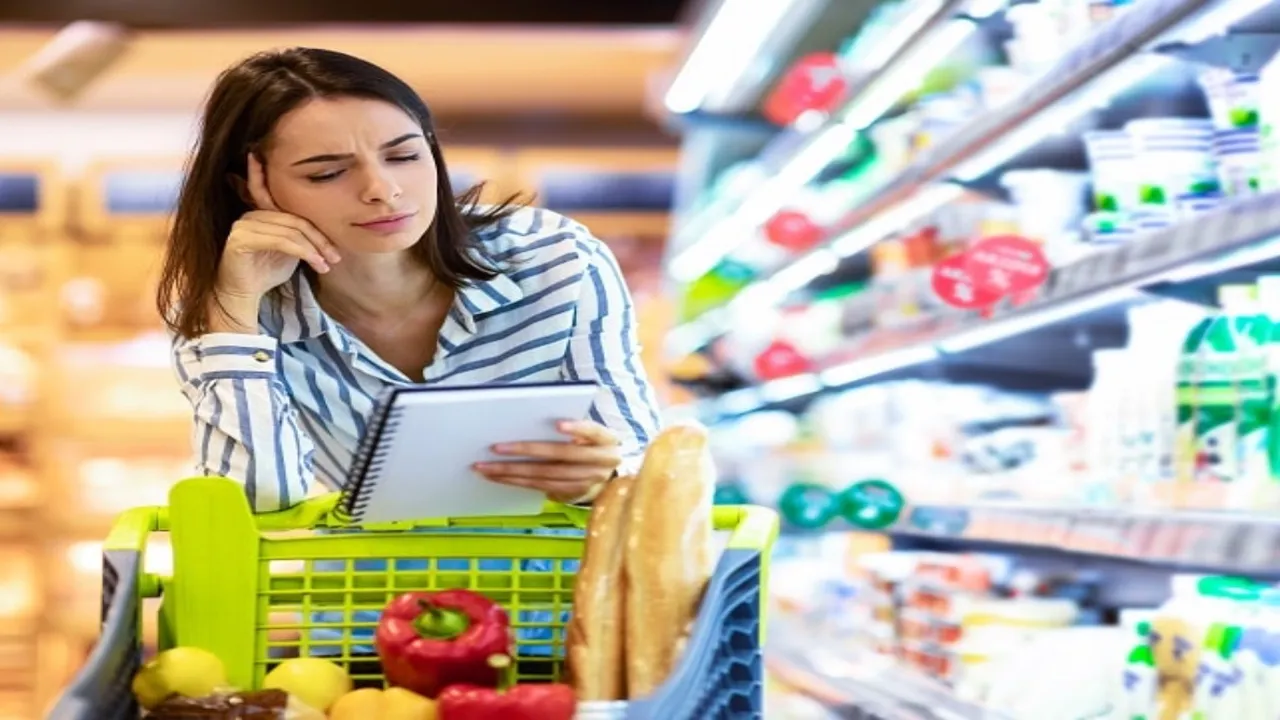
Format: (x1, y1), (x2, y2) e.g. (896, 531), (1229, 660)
(338, 229), (424, 255)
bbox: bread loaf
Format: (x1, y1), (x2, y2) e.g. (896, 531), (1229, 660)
(566, 474), (635, 700)
(624, 422), (715, 697)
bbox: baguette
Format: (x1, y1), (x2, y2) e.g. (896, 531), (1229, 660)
(566, 474), (636, 701)
(624, 422), (715, 697)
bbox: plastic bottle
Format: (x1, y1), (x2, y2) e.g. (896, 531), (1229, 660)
(1121, 634), (1157, 719)
(1175, 285), (1271, 508)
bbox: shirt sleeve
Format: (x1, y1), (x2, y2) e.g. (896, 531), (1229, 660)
(171, 332), (317, 512)
(559, 230), (664, 472)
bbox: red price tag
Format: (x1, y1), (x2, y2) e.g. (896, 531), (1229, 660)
(964, 235), (1050, 296)
(762, 53), (849, 126)
(930, 253), (1002, 310)
(763, 210), (825, 252)
(753, 340), (812, 381)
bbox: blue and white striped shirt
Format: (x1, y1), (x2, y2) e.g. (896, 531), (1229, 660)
(171, 207), (664, 512)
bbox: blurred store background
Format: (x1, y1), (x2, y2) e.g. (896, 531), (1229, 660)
(0, 2), (695, 715)
(10, 0), (1280, 716)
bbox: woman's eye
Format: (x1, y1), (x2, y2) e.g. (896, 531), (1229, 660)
(387, 154), (420, 163)
(307, 170), (343, 183)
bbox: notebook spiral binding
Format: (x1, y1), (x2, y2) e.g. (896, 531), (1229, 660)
(334, 401), (408, 524)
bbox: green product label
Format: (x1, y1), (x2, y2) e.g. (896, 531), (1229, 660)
(1230, 107), (1260, 128)
(1177, 312), (1273, 485)
(777, 483), (838, 530)
(838, 479), (905, 530)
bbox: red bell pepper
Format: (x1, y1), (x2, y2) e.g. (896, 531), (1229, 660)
(438, 655), (576, 720)
(374, 589), (512, 698)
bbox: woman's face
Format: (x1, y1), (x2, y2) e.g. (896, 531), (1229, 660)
(259, 96), (438, 255)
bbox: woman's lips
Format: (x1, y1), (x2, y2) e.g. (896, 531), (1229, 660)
(354, 211), (416, 232)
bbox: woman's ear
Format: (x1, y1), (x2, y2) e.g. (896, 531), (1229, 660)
(227, 173), (253, 206)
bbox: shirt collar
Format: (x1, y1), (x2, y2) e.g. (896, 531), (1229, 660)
(272, 267), (525, 344)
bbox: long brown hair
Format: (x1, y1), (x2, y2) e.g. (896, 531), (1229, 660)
(156, 47), (522, 339)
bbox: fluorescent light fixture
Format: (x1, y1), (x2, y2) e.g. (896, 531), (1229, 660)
(760, 373), (824, 402)
(852, 0), (950, 71)
(952, 54), (1172, 181)
(939, 286), (1140, 353)
(820, 345), (942, 387)
(667, 216), (752, 283)
(664, 0), (806, 114)
(831, 183), (965, 256)
(757, 248), (842, 298)
(843, 18), (978, 130)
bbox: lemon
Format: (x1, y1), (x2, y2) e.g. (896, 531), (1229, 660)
(262, 657), (353, 711)
(131, 647), (229, 709)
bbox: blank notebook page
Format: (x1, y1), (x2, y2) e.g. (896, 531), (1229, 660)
(349, 382), (599, 523)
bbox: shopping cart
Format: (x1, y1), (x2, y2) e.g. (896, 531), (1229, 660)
(49, 477), (778, 719)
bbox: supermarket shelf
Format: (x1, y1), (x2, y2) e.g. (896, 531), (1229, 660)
(701, 190), (1280, 420)
(666, 0), (973, 278)
(766, 615), (1006, 720)
(669, 0), (1276, 349)
(894, 502), (1280, 574)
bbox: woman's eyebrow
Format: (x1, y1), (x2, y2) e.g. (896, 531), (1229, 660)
(290, 132), (423, 166)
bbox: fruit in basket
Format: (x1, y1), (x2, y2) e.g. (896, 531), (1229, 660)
(437, 654), (575, 720)
(375, 589), (512, 698)
(261, 657), (352, 712)
(131, 646), (231, 709)
(329, 687), (438, 719)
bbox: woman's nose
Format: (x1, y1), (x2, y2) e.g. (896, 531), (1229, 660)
(359, 166), (402, 204)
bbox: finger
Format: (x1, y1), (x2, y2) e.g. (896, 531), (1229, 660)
(490, 441), (621, 465)
(233, 221), (328, 269)
(243, 211), (342, 263)
(556, 420), (620, 447)
(232, 232), (330, 273)
(482, 474), (600, 500)
(246, 154), (280, 212)
(473, 461), (605, 481)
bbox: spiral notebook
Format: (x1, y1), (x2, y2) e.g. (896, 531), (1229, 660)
(334, 381), (600, 524)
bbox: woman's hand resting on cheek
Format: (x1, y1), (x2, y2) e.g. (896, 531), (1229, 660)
(218, 155), (344, 299)
(209, 154), (344, 334)
(474, 420), (623, 504)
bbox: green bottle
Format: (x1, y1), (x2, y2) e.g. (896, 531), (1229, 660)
(1176, 285), (1271, 506)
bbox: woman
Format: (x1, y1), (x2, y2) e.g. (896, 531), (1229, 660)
(158, 47), (663, 514)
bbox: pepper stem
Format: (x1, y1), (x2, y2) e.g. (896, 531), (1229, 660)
(412, 599), (471, 640)
(487, 653), (515, 692)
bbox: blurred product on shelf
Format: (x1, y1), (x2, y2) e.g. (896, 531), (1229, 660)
(767, 536), (1120, 713)
(710, 377), (1078, 515)
(769, 532), (1280, 719)
(710, 279), (1280, 515)
(1114, 575), (1280, 719)
(671, 3), (1279, 382)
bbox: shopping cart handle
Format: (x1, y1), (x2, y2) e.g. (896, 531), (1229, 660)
(252, 492), (345, 531)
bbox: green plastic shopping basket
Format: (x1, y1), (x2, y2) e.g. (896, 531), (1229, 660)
(49, 477), (778, 719)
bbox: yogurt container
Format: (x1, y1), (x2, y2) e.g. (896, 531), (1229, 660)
(1083, 130), (1138, 212)
(1212, 128), (1263, 197)
(1198, 67), (1261, 130)
(1125, 118), (1220, 210)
